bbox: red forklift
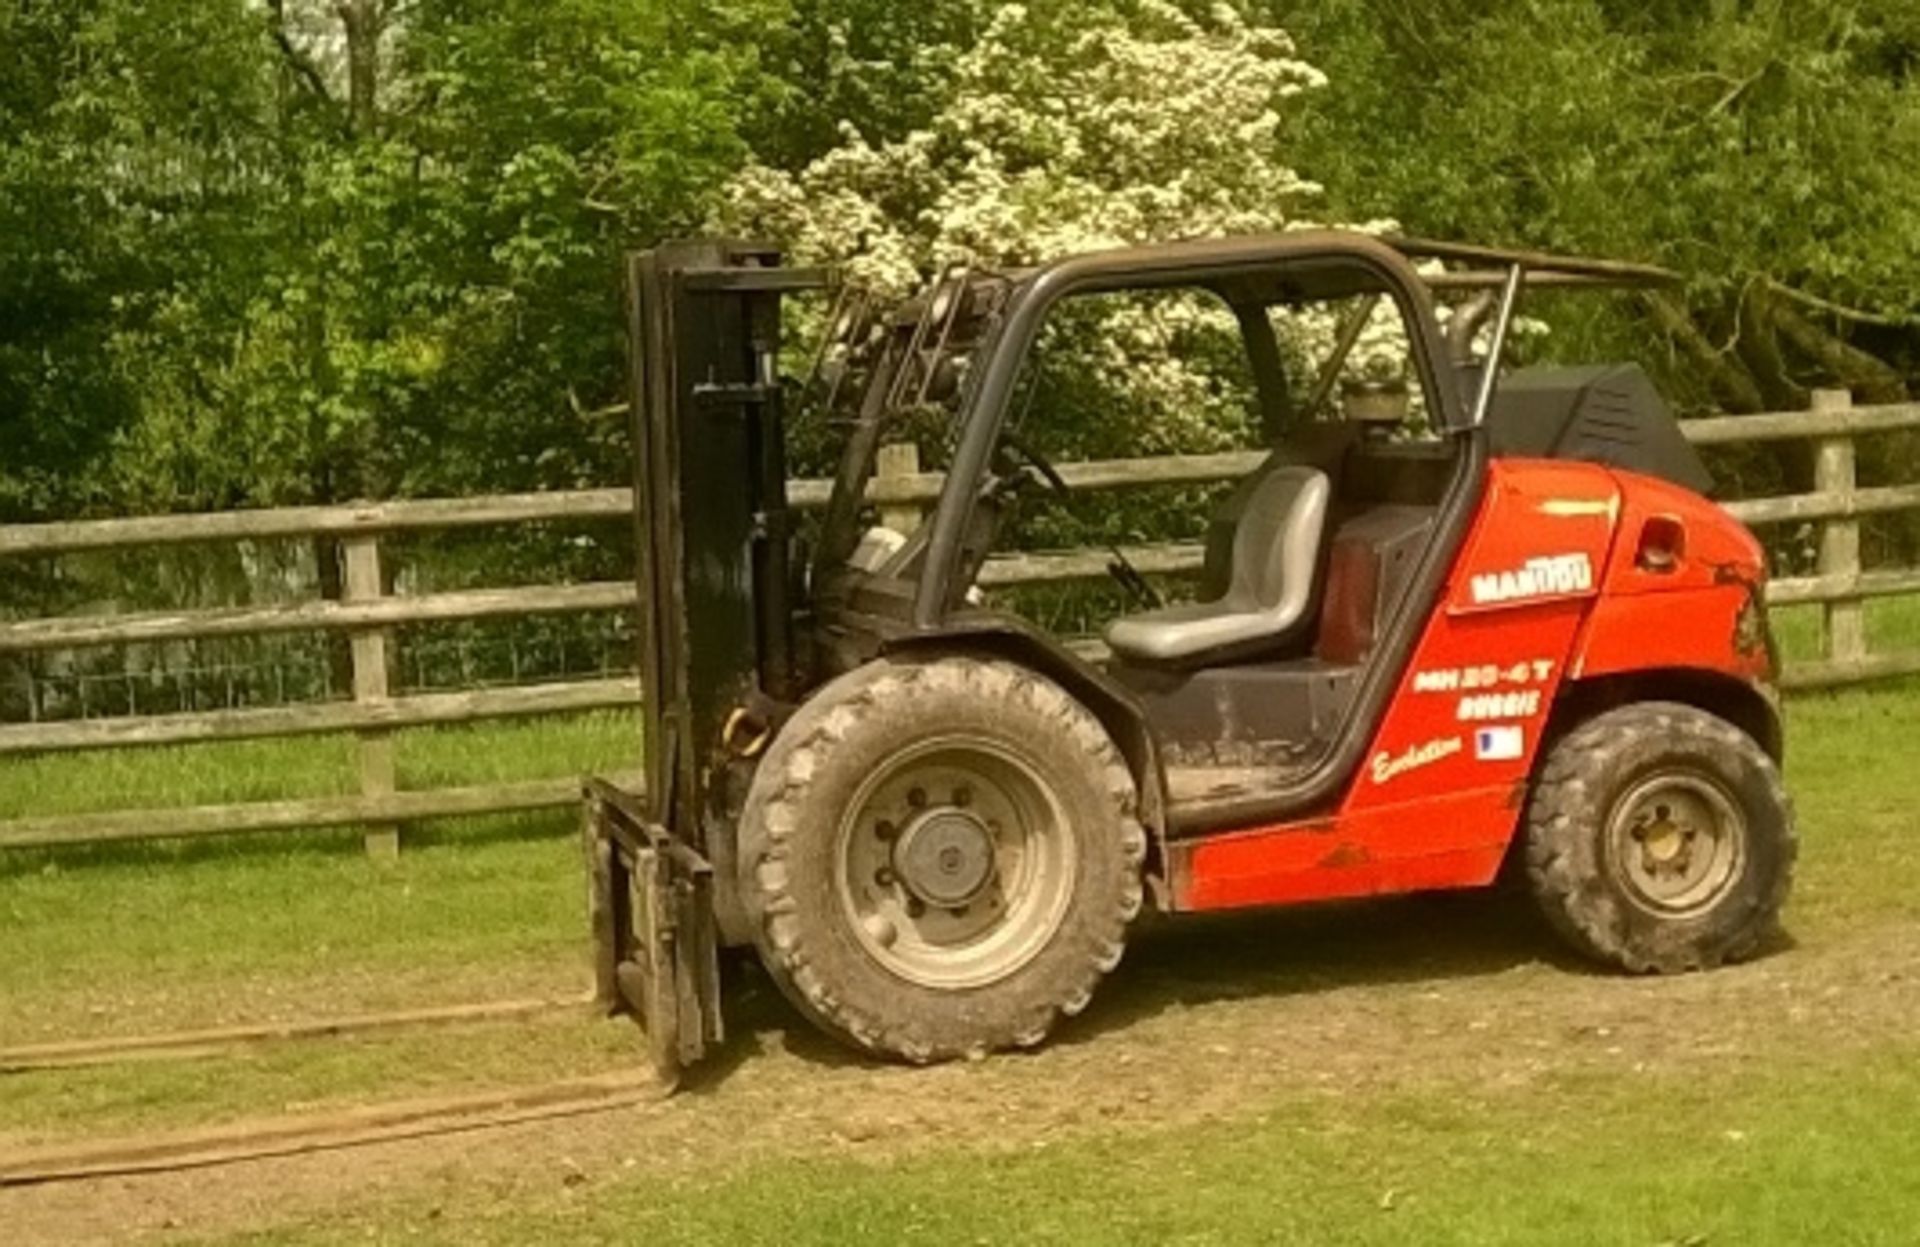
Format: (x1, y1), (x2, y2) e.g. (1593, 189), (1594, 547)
(585, 231), (1793, 1084)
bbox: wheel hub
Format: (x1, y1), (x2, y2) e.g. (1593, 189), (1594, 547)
(834, 736), (1078, 990)
(893, 808), (996, 907)
(1608, 773), (1745, 917)
(1642, 819), (1686, 865)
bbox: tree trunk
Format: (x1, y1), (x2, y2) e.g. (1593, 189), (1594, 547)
(1733, 284), (1808, 412)
(1765, 290), (1910, 405)
(336, 1), (382, 136)
(1641, 292), (1766, 414)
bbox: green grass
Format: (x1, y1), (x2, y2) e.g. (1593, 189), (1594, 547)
(1, 678), (1915, 1041)
(5, 681), (1920, 1242)
(1862, 592), (1920, 654)
(0, 710), (640, 819)
(0, 711), (638, 1045)
(0, 828), (584, 1039)
(238, 1044), (1920, 1246)
(1771, 593), (1920, 664)
(1765, 688), (1920, 948)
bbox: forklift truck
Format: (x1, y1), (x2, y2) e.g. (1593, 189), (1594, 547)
(585, 231), (1793, 1084)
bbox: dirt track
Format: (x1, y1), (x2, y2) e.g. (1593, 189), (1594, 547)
(8, 886), (1917, 1245)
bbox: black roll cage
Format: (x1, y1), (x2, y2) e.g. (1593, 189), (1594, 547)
(891, 230), (1677, 630)
(912, 233), (1457, 628)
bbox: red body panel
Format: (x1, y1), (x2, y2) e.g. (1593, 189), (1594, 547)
(1571, 469), (1772, 683)
(1169, 458), (1770, 913)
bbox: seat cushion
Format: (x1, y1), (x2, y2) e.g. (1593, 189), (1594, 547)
(1105, 466), (1331, 664)
(1106, 598), (1285, 662)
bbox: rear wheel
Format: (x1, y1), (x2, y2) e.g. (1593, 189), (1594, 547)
(738, 655), (1146, 1062)
(1525, 701), (1794, 973)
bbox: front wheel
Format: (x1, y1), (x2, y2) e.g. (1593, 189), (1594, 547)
(1524, 701), (1795, 973)
(738, 655), (1147, 1062)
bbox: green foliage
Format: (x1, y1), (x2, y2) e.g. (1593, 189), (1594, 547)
(7, 0), (1920, 525)
(1, 0), (763, 521)
(0, 0), (270, 518)
(1270, 0), (1920, 406)
(1277, 0), (1920, 281)
(739, 0), (987, 165)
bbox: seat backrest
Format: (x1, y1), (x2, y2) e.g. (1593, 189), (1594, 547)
(1224, 466), (1330, 629)
(1198, 427), (1355, 599)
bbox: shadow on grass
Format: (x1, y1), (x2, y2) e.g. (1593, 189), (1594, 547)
(1079, 884), (1797, 1047)
(696, 885), (1590, 1085)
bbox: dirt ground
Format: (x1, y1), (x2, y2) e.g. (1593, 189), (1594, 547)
(8, 885), (1917, 1245)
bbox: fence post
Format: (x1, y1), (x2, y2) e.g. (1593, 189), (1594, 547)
(342, 532), (399, 859)
(1811, 388), (1865, 666)
(876, 442), (923, 535)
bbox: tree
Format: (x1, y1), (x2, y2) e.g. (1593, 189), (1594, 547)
(0, 0), (766, 522)
(717, 1), (1350, 462)
(720, 1), (1329, 293)
(0, 0), (276, 520)
(1269, 0), (1920, 412)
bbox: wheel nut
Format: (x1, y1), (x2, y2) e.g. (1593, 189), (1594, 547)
(907, 897), (926, 918)
(907, 787), (927, 809)
(875, 867), (895, 887)
(875, 819), (897, 841)
(861, 913), (898, 948)
(953, 786), (972, 807)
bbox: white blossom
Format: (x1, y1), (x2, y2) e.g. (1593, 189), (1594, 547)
(717, 3), (1420, 451)
(718, 3), (1329, 284)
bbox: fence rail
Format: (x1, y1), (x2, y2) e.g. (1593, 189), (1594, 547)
(3, 389), (1917, 852)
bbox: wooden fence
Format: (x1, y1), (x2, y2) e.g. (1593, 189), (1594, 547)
(2, 388), (1917, 853)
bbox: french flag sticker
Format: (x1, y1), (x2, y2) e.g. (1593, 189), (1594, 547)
(1475, 725), (1525, 761)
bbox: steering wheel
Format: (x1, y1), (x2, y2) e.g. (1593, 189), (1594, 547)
(994, 431), (1162, 611)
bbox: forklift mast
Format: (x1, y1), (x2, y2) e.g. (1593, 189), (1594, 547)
(628, 241), (816, 832)
(587, 242), (822, 1084)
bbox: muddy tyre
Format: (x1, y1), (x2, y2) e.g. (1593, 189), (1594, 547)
(1525, 701), (1794, 973)
(738, 655), (1146, 1062)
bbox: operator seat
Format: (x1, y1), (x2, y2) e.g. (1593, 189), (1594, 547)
(1105, 466), (1331, 665)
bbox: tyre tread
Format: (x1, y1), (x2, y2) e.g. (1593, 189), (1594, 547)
(1525, 700), (1795, 973)
(740, 655), (1146, 1062)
